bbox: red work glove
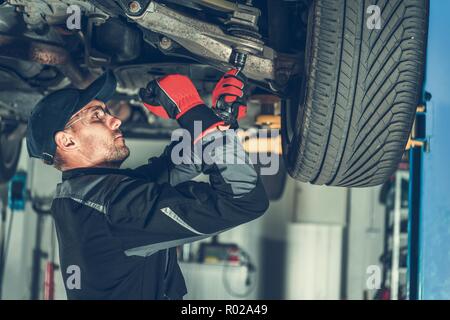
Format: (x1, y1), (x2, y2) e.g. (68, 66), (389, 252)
(212, 69), (247, 125)
(139, 74), (225, 143)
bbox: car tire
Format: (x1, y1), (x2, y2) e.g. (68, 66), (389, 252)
(282, 0), (428, 187)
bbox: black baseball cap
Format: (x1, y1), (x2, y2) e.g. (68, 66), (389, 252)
(26, 70), (117, 164)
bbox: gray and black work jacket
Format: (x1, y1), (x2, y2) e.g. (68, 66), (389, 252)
(51, 130), (269, 300)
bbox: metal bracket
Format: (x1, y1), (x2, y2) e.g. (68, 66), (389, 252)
(83, 14), (112, 67)
(406, 105), (428, 152)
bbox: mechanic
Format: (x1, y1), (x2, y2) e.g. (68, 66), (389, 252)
(26, 70), (269, 300)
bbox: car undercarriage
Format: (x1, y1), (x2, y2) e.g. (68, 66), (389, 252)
(0, 0), (428, 188)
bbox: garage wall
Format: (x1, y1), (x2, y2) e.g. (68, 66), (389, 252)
(345, 186), (386, 300)
(284, 183), (346, 299)
(294, 184), (347, 224)
(1, 139), (64, 299)
(284, 223), (343, 299)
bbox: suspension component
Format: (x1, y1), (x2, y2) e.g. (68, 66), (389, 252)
(128, 1), (276, 83)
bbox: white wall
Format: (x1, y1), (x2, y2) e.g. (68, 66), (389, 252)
(284, 223), (342, 299)
(294, 184), (347, 224)
(345, 186), (386, 300)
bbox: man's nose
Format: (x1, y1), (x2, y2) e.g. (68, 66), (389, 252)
(108, 115), (122, 130)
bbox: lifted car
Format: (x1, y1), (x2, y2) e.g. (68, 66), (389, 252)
(0, 0), (428, 187)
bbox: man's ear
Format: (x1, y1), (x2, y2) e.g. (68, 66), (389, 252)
(54, 131), (77, 151)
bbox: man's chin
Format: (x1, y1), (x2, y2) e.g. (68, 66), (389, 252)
(106, 146), (130, 168)
(121, 146), (131, 161)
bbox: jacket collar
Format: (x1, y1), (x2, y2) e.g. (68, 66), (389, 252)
(62, 167), (132, 181)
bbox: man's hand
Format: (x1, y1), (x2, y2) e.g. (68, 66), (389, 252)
(212, 69), (248, 126)
(139, 74), (205, 120)
(139, 74), (225, 143)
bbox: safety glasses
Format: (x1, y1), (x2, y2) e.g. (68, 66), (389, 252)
(64, 105), (113, 129)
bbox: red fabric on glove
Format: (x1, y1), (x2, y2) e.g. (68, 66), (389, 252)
(142, 103), (170, 119)
(212, 69), (247, 120)
(237, 105), (247, 119)
(212, 69), (244, 106)
(141, 74), (205, 120)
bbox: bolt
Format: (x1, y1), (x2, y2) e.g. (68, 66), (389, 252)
(128, 1), (142, 14)
(159, 37), (173, 50)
